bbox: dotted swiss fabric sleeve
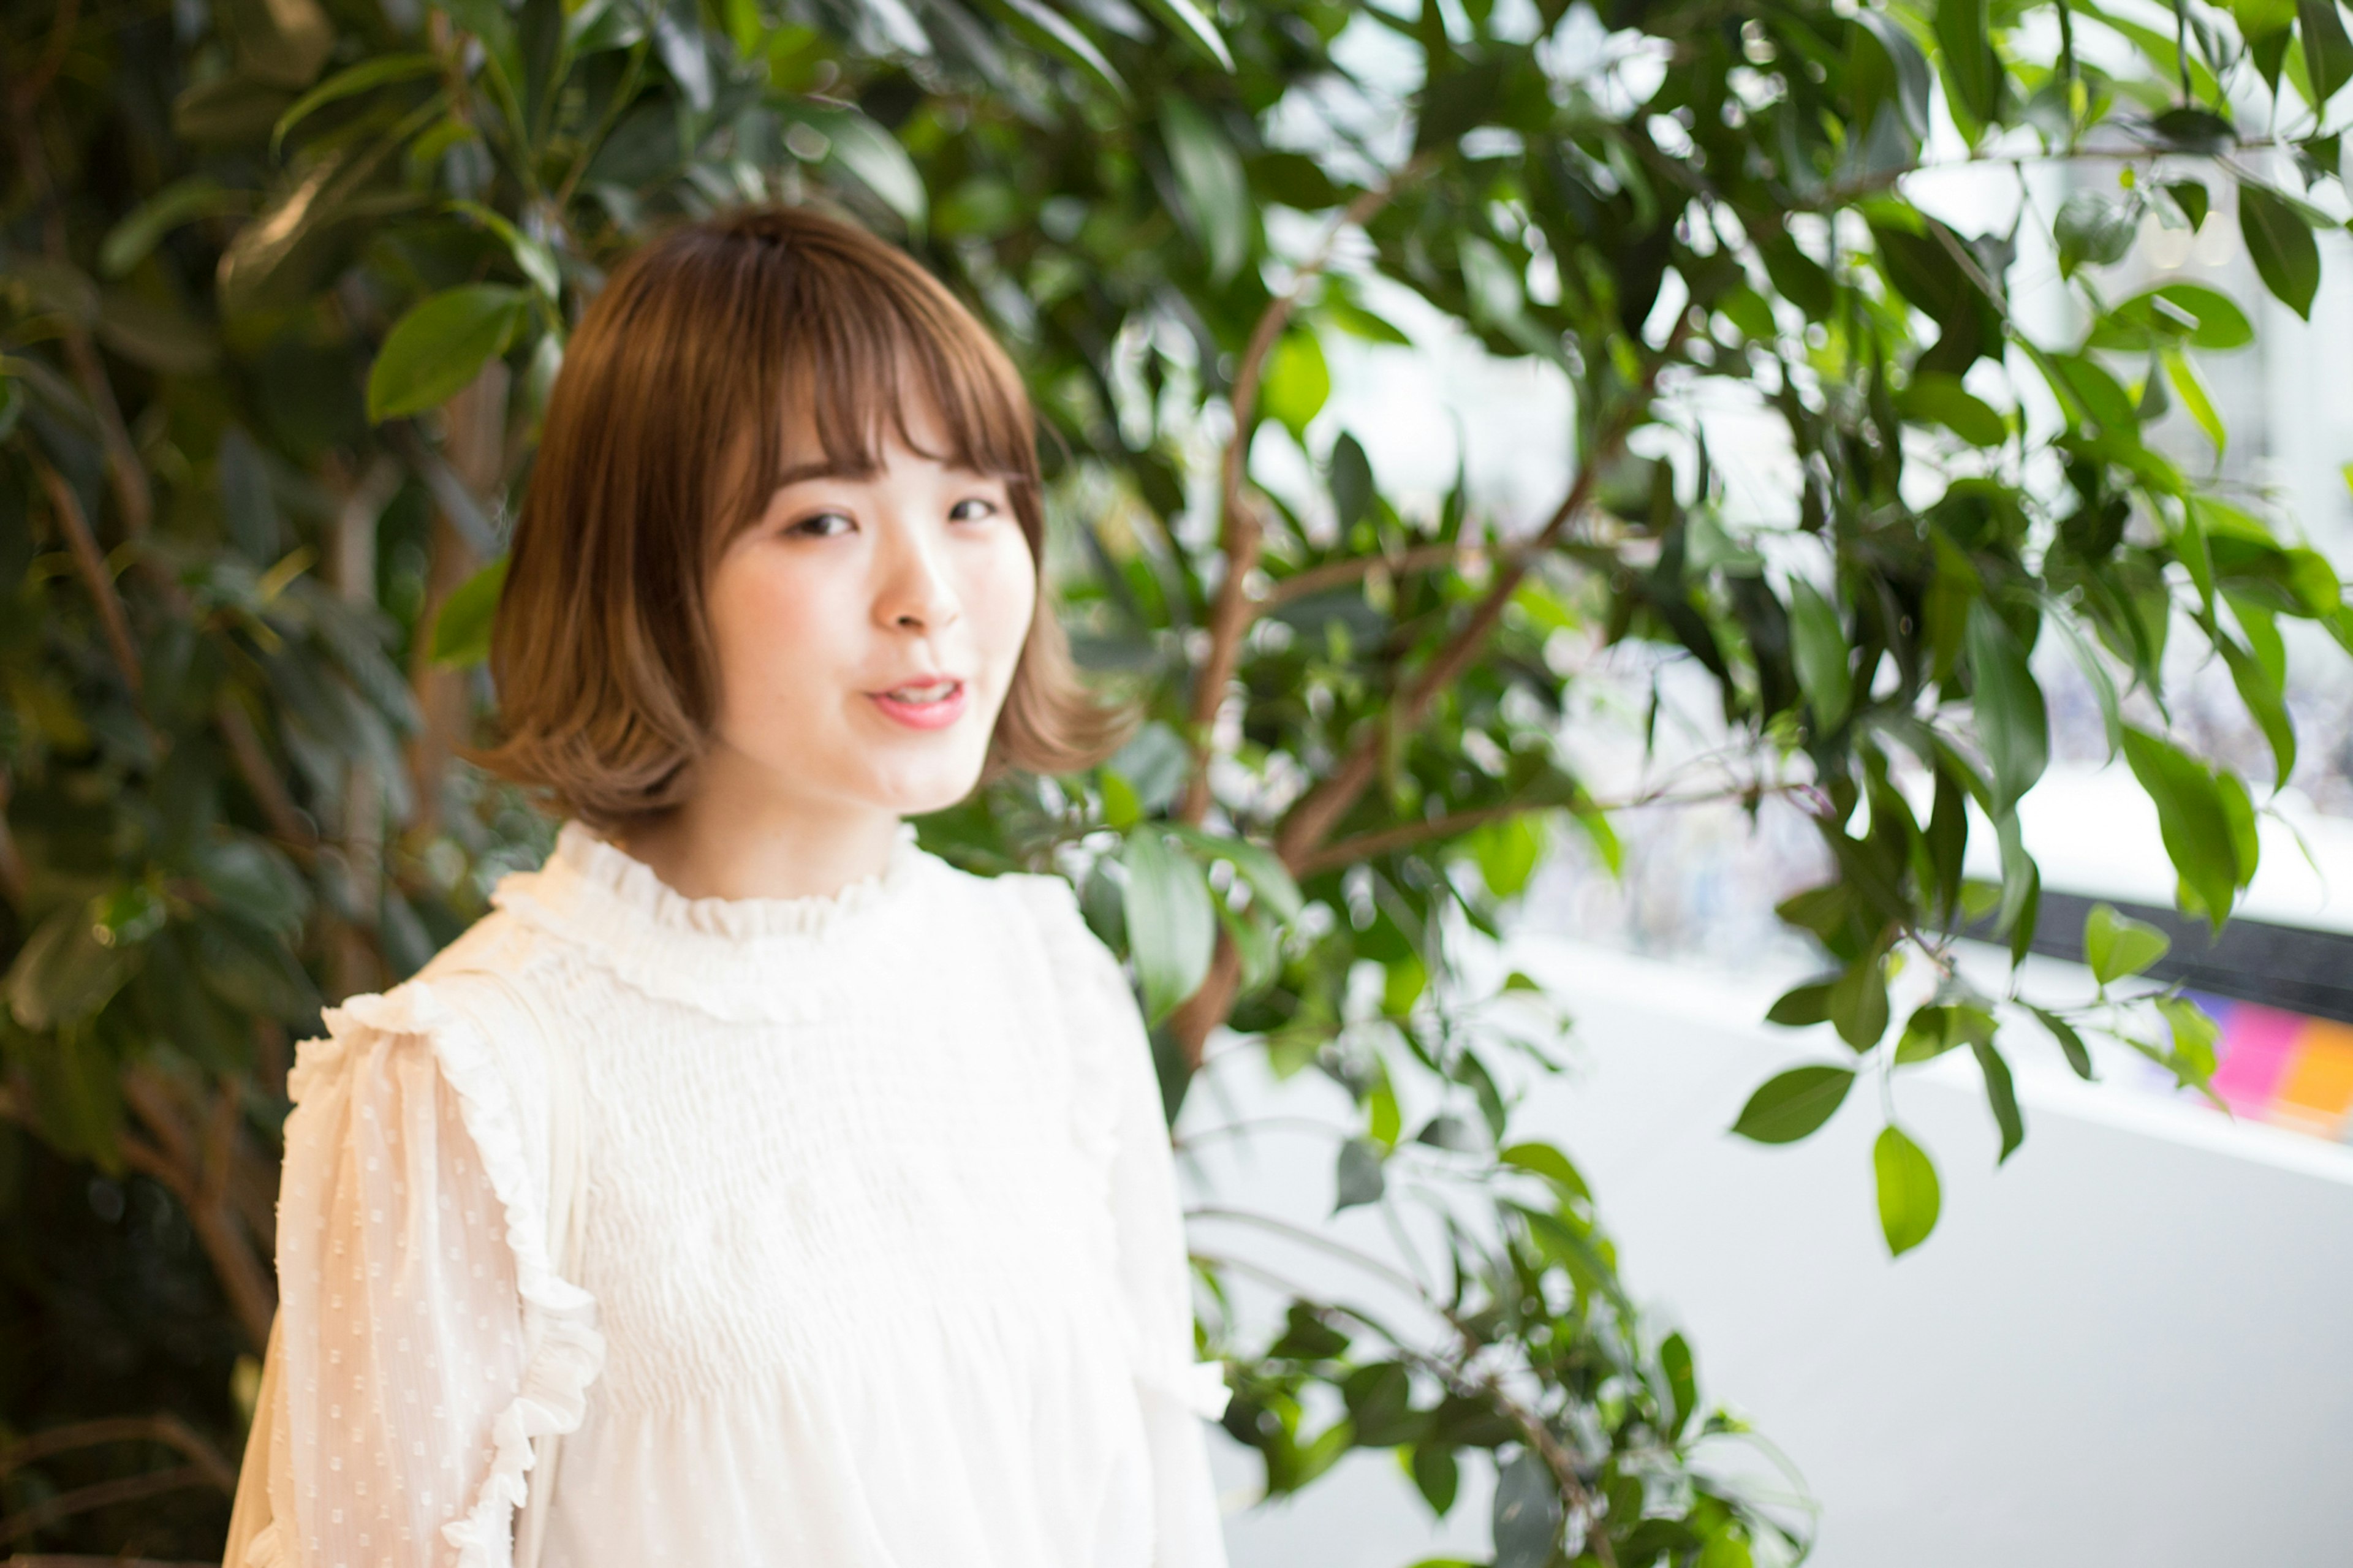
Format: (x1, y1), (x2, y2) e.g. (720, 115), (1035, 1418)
(262, 1006), (531, 1568)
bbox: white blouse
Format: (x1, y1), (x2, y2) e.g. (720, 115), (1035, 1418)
(244, 821), (1232, 1568)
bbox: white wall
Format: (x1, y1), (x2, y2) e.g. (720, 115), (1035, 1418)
(1205, 939), (2353, 1566)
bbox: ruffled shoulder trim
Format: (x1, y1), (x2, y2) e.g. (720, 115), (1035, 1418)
(311, 977), (605, 1568)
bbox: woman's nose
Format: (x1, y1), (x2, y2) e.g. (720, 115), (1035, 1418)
(876, 525), (961, 633)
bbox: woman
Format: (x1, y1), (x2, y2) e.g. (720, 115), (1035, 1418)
(224, 205), (1232, 1568)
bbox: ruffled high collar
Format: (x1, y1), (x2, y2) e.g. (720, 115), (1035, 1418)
(549, 820), (923, 939)
(487, 820), (931, 1022)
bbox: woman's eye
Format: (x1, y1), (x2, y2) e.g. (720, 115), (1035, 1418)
(949, 497), (999, 523)
(788, 510), (853, 538)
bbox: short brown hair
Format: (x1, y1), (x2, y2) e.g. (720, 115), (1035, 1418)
(480, 205), (1134, 829)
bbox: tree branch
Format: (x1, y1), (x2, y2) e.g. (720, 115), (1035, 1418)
(1165, 319), (1692, 1069)
(1178, 159), (1434, 827)
(0, 1415), (237, 1493)
(1264, 541), (1482, 607)
(120, 1068), (277, 1352)
(33, 460), (142, 699)
(1, 1468), (214, 1546)
(1275, 320), (1693, 873)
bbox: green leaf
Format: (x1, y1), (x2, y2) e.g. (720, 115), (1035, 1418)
(1260, 330), (1330, 441)
(1334, 1134), (1386, 1212)
(271, 51), (439, 156)
(2163, 347), (2226, 453)
(1765, 977), (1836, 1027)
(2120, 726), (2243, 928)
(2090, 282), (2253, 350)
(2240, 183), (2321, 319)
(1660, 1331), (1698, 1437)
(2083, 901), (2170, 983)
(2299, 0), (2353, 101)
(1969, 1039), (2025, 1163)
(2154, 994), (2222, 1088)
(1491, 1447), (1564, 1568)
(6, 906), (137, 1032)
(1499, 1141), (1591, 1204)
(1964, 600), (2048, 812)
(1330, 433), (1374, 531)
(1121, 831), (1214, 1024)
(1467, 812), (1546, 900)
(1898, 372), (2007, 446)
(1828, 952), (1891, 1050)
(2055, 191), (2139, 278)
(1343, 1358), (1417, 1445)
(192, 835), (311, 937)
(449, 199), (562, 299)
(1934, 0), (2000, 129)
(366, 284), (529, 422)
(2163, 180), (2211, 232)
(1873, 1124), (1941, 1256)
(1409, 1444), (1459, 1517)
(2150, 104), (2234, 153)
(996, 0), (1128, 98)
(1730, 1065), (1855, 1144)
(97, 178), (252, 278)
(2046, 351), (2137, 433)
(1161, 94), (1251, 283)
(2219, 634), (2297, 786)
(1136, 0), (1233, 70)
(430, 556), (509, 668)
(795, 106), (928, 235)
(1787, 577), (1852, 732)
(2030, 1004), (2097, 1080)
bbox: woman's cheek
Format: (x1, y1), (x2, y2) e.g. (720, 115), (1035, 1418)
(714, 553), (832, 723)
(981, 533), (1037, 684)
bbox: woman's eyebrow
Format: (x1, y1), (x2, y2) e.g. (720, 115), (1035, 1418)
(768, 458), (873, 487)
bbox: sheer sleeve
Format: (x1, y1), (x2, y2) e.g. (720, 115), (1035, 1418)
(1011, 876), (1231, 1568)
(249, 980), (602, 1568)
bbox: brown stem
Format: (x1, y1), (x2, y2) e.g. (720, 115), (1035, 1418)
(10, 47), (154, 545)
(33, 460), (142, 697)
(120, 1069), (277, 1352)
(0, 1467), (213, 1545)
(0, 769), (31, 909)
(1274, 321), (1693, 873)
(1297, 778), (1816, 877)
(1479, 1371), (1620, 1568)
(0, 1415), (237, 1493)
(215, 695), (314, 852)
(1178, 160), (1434, 827)
(1265, 541), (1482, 607)
(1167, 320), (1694, 1069)
(1295, 801), (1534, 877)
(405, 363), (508, 838)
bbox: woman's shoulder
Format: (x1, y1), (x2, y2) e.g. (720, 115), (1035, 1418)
(289, 902), (566, 1107)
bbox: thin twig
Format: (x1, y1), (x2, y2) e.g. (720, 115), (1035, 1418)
(0, 1415), (237, 1493)
(1297, 778), (1819, 876)
(0, 1467), (212, 1545)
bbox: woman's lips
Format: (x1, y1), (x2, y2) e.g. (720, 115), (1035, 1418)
(868, 680), (968, 730)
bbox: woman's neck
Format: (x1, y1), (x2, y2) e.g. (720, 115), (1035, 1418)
(616, 757), (903, 903)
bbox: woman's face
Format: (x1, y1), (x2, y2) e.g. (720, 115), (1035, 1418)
(699, 400), (1037, 824)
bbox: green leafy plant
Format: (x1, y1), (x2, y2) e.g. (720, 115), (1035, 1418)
(7, 0), (2351, 1559)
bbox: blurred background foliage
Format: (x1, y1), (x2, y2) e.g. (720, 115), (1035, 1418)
(6, 0), (2353, 1559)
